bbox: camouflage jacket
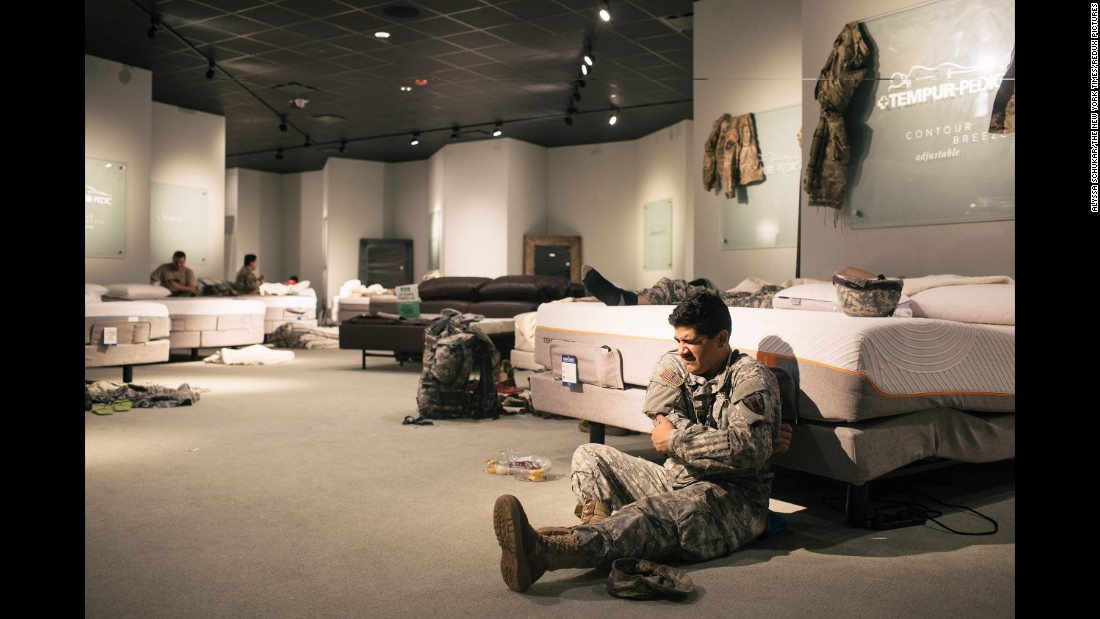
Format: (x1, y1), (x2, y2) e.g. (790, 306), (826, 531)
(642, 350), (781, 499)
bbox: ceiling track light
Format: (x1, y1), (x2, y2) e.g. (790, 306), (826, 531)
(584, 46), (594, 67)
(339, 140), (347, 153)
(279, 117), (288, 132)
(206, 59), (215, 80)
(609, 109), (619, 126)
(575, 79), (586, 89)
(275, 148), (284, 160)
(450, 126), (461, 140)
(303, 136), (312, 147)
(573, 90), (582, 102)
(564, 115), (573, 126)
(411, 132), (420, 146)
(599, 2), (612, 22)
(147, 16), (159, 39)
(580, 64), (588, 76)
(493, 122), (503, 137)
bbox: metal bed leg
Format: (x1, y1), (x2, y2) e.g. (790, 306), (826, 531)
(845, 482), (870, 527)
(362, 350), (367, 370)
(122, 365), (133, 383)
(588, 421), (606, 444)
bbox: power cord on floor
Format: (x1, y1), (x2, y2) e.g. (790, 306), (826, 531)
(776, 469), (1001, 535)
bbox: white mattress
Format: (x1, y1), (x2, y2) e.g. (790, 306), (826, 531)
(85, 301), (170, 318)
(85, 301), (172, 366)
(513, 311), (538, 353)
(151, 298), (266, 349)
(534, 303), (1015, 422)
(336, 295), (374, 323)
(236, 295), (318, 333)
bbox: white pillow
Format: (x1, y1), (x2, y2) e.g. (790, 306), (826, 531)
(773, 282), (912, 313)
(908, 284), (1015, 325)
(85, 292), (102, 304)
(106, 283), (172, 300)
(86, 283), (109, 295)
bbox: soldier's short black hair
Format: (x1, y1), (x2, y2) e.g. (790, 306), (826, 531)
(244, 253), (257, 266)
(668, 289), (731, 338)
(172, 250), (186, 260)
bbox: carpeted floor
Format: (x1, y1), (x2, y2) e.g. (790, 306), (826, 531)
(85, 348), (1015, 618)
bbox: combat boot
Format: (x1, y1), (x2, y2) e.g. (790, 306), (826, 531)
(536, 499), (611, 536)
(494, 494), (588, 592)
(576, 499), (611, 525)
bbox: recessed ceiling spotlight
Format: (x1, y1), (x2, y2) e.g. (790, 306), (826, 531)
(375, 32), (391, 39)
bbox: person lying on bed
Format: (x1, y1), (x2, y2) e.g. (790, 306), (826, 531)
(150, 250), (199, 297)
(234, 253), (267, 295)
(493, 289), (792, 593)
(580, 264), (891, 308)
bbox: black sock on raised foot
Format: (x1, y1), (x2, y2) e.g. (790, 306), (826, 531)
(581, 265), (637, 306)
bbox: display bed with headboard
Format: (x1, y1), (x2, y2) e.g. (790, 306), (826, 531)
(528, 291), (1015, 527)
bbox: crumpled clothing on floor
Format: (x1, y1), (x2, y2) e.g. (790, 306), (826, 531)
(85, 381), (202, 411)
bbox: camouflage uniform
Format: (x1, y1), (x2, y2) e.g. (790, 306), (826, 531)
(703, 113), (765, 198)
(988, 47), (1014, 135)
(234, 266), (265, 295)
(150, 263), (198, 297)
(803, 21), (871, 210)
(639, 277), (782, 309)
(567, 349), (782, 566)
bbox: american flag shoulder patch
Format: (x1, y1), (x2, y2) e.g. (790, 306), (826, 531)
(657, 367), (684, 387)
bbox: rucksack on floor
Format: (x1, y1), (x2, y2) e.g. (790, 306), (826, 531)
(416, 309), (503, 420)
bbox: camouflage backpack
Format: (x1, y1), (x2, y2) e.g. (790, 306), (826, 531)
(416, 309), (503, 420)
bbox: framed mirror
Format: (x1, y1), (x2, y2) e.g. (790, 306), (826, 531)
(523, 235), (582, 283)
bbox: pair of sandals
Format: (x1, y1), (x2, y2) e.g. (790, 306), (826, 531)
(89, 400), (133, 416)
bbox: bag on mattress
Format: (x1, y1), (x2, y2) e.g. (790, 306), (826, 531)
(832, 272), (904, 317)
(416, 310), (503, 420)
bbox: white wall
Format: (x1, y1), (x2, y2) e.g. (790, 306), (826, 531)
(86, 55), (228, 286)
(546, 141), (637, 290)
(226, 168), (284, 282)
(85, 55), (152, 285)
(634, 120), (692, 290)
(385, 160), (431, 282)
(799, 0), (1015, 279)
(440, 140), (511, 277)
(289, 171), (325, 302)
(150, 102), (227, 280)
(692, 0), (802, 289)
(323, 158), (386, 301)
(505, 140), (549, 275)
(545, 122), (691, 293)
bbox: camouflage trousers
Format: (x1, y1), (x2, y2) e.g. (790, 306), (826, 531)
(568, 443), (766, 567)
(638, 277), (782, 309)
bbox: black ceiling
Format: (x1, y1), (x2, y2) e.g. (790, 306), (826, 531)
(85, 0), (696, 174)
